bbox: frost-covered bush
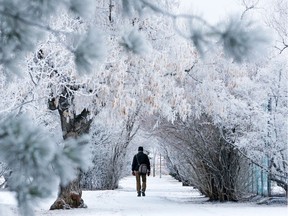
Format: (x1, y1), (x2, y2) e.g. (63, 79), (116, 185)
(0, 115), (91, 216)
(155, 115), (248, 201)
(80, 123), (115, 190)
(0, 162), (9, 188)
(81, 110), (139, 190)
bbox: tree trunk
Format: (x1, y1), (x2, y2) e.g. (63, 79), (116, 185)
(48, 92), (93, 210)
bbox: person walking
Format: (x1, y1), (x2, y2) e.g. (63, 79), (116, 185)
(131, 146), (151, 197)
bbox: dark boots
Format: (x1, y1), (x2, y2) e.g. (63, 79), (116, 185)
(137, 191), (145, 197)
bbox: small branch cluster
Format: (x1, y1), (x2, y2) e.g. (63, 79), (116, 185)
(121, 0), (269, 62)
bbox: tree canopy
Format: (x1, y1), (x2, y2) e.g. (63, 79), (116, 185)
(0, 0), (287, 215)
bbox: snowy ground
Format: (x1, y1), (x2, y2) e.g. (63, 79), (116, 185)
(0, 175), (287, 216)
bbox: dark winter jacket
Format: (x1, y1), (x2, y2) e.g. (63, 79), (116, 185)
(132, 151), (151, 172)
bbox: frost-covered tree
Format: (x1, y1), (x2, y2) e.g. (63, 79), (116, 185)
(265, 0), (288, 55)
(233, 0), (288, 194)
(247, 0), (288, 190)
(140, 50), (264, 200)
(254, 57), (288, 194)
(182, 50), (287, 195)
(140, 6), (286, 195)
(0, 0), (191, 212)
(0, 0), (272, 214)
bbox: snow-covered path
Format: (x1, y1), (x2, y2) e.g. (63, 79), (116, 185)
(1, 175), (287, 216)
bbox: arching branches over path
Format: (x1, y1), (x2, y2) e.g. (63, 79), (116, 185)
(143, 114), (245, 201)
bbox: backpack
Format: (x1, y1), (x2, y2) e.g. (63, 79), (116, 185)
(136, 154), (148, 174)
(138, 164), (148, 174)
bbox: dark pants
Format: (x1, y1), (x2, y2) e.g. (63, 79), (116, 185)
(135, 171), (147, 192)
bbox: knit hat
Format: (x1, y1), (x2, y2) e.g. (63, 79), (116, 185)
(138, 146), (143, 152)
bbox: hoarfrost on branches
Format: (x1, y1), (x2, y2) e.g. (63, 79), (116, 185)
(68, 0), (96, 19)
(0, 0), (270, 78)
(125, 0), (270, 62)
(0, 115), (91, 216)
(74, 28), (106, 74)
(0, 0), (93, 76)
(220, 18), (270, 62)
(121, 28), (151, 55)
(0, 0), (286, 214)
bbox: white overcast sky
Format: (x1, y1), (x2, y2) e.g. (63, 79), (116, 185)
(180, 0), (243, 24)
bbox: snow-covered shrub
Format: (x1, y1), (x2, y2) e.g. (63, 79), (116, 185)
(81, 109), (139, 190)
(0, 162), (9, 188)
(150, 115), (249, 201)
(80, 123), (115, 190)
